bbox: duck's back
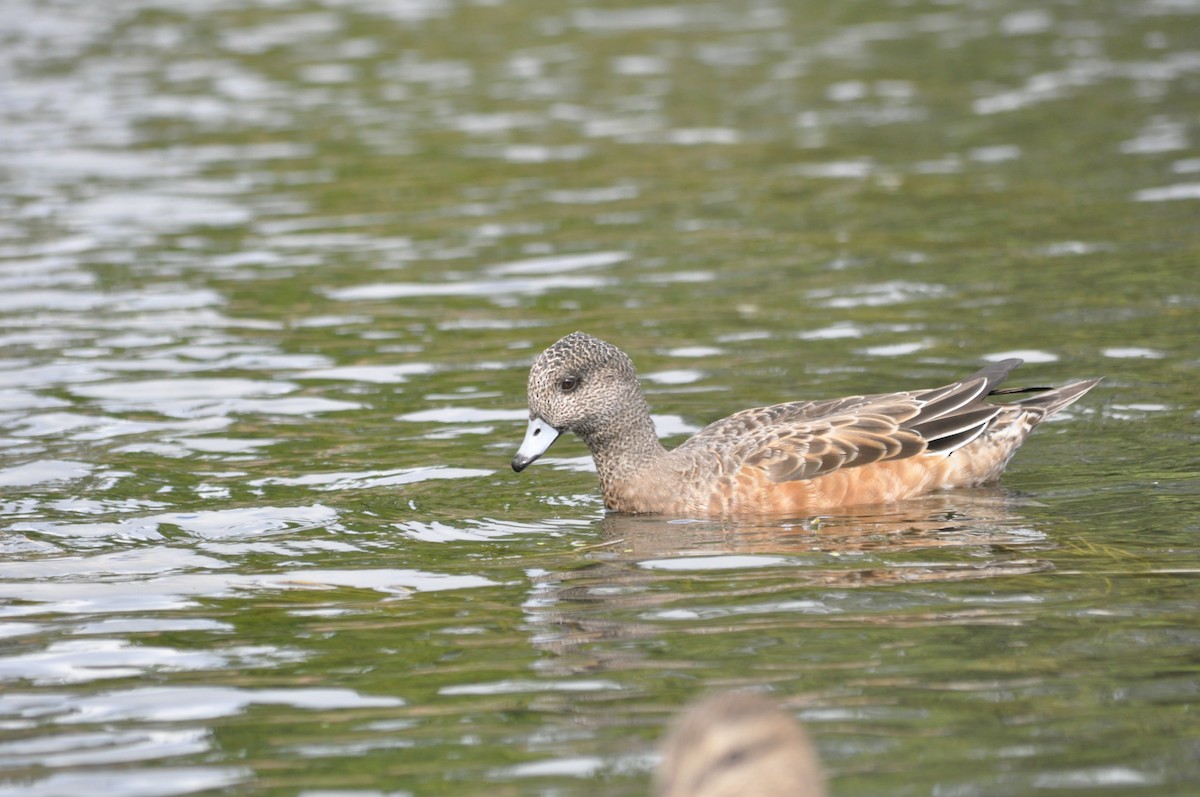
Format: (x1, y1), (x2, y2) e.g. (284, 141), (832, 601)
(660, 361), (1097, 515)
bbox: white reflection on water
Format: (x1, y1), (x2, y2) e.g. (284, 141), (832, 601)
(1032, 766), (1160, 788)
(663, 346), (722, 358)
(12, 413), (230, 442)
(465, 143), (592, 162)
(0, 686), (402, 724)
(13, 504), (341, 542)
(0, 566), (495, 621)
(643, 369), (704, 385)
(324, 275), (612, 300)
(396, 517), (590, 543)
(0, 390), (70, 412)
(973, 50), (1200, 115)
(324, 249), (630, 300)
(0, 287), (222, 317)
(286, 736), (414, 758)
(295, 363), (435, 383)
(545, 185), (639, 204)
(73, 192), (252, 235)
(795, 321), (869, 341)
(1121, 117), (1188, 154)
(0, 460), (92, 487)
(488, 251), (631, 275)
(69, 378), (361, 418)
(643, 598), (832, 622)
(0, 728), (210, 768)
(639, 554), (792, 571)
(0, 766), (250, 797)
(494, 755), (606, 779)
(251, 466), (492, 490)
(857, 340), (929, 358)
(790, 159), (876, 179)
(177, 436), (279, 454)
(250, 568), (495, 595)
(0, 548), (226, 578)
(982, 349), (1060, 364)
(440, 679), (621, 696)
(0, 622), (43, 640)
(808, 281), (949, 309)
(0, 639), (287, 685)
(1132, 181), (1200, 201)
(70, 618), (232, 636)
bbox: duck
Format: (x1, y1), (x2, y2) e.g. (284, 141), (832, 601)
(654, 691), (826, 797)
(511, 332), (1100, 517)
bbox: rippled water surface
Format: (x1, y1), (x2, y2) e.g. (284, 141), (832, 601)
(2, 1), (1199, 795)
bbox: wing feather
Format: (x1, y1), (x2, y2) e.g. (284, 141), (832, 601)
(678, 362), (1025, 484)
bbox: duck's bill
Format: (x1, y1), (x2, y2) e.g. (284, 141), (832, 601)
(511, 416), (560, 472)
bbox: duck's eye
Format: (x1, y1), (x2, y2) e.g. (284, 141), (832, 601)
(559, 376), (579, 393)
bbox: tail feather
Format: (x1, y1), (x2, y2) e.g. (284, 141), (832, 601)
(967, 358), (1025, 392)
(1010, 377), (1102, 420)
(948, 375), (1100, 485)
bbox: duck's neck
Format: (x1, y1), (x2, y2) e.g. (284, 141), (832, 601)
(580, 398), (673, 513)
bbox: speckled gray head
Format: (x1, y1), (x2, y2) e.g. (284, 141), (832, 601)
(511, 332), (639, 472)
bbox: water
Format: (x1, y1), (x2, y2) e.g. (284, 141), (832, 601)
(2, 0), (1198, 795)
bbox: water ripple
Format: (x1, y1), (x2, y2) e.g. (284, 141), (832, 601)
(0, 767), (250, 797)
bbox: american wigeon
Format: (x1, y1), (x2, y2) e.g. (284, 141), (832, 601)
(512, 332), (1100, 517)
(655, 692), (826, 797)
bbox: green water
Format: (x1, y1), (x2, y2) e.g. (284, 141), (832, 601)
(2, 1), (1199, 795)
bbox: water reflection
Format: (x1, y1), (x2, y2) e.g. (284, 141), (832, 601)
(0, 767), (249, 797)
(520, 489), (1054, 671)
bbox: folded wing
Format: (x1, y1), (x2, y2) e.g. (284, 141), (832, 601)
(681, 359), (1024, 484)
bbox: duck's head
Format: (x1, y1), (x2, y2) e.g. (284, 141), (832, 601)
(655, 692), (826, 797)
(511, 332), (639, 472)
